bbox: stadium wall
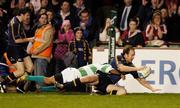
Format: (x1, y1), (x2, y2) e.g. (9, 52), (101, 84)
(92, 47), (180, 93)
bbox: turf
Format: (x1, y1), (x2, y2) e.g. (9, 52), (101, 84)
(0, 93), (180, 108)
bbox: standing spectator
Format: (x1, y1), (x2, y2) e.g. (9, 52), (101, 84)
(0, 7), (8, 35)
(118, 0), (139, 32)
(72, 0), (85, 16)
(49, 0), (61, 14)
(0, 7), (7, 57)
(30, 13), (54, 78)
(56, 0), (76, 29)
(30, 0), (41, 14)
(54, 20), (74, 73)
(69, 27), (92, 68)
(166, 5), (180, 42)
(46, 9), (59, 31)
(165, 0), (178, 17)
(145, 10), (168, 47)
(79, 8), (98, 48)
(137, 0), (160, 30)
(10, 0), (26, 17)
(119, 17), (145, 47)
(3, 8), (34, 86)
(41, 0), (49, 9)
(160, 7), (169, 24)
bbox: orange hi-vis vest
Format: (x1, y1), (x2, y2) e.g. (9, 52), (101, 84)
(31, 24), (53, 58)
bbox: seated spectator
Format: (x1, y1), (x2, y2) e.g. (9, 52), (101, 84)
(69, 27), (92, 68)
(145, 10), (168, 47)
(54, 20), (74, 73)
(118, 17), (145, 47)
(72, 0), (86, 16)
(46, 9), (59, 31)
(99, 18), (120, 44)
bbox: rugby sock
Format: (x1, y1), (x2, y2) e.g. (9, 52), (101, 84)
(39, 86), (57, 92)
(63, 78), (82, 90)
(26, 76), (45, 83)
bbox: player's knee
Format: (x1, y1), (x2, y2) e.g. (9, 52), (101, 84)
(26, 63), (33, 73)
(109, 87), (127, 95)
(15, 67), (25, 77)
(116, 88), (127, 95)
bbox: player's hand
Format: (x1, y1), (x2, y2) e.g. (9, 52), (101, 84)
(152, 88), (161, 92)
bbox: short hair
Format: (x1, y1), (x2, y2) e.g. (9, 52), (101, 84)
(17, 7), (31, 16)
(129, 17), (139, 26)
(79, 8), (90, 16)
(122, 45), (134, 56)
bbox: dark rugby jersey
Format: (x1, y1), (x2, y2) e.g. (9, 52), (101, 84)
(7, 16), (26, 46)
(110, 54), (139, 78)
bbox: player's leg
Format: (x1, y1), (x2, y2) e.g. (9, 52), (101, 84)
(106, 84), (126, 95)
(23, 56), (33, 74)
(80, 75), (99, 84)
(25, 75), (55, 85)
(60, 75), (99, 90)
(3, 61), (25, 84)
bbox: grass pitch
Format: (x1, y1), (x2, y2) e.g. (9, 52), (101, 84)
(0, 93), (180, 108)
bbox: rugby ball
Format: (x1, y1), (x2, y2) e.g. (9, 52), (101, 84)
(138, 66), (152, 78)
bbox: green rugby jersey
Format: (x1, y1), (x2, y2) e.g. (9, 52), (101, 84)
(78, 64), (113, 77)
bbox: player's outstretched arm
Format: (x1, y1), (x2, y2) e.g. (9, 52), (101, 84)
(136, 78), (161, 92)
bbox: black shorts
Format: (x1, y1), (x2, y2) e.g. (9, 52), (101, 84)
(7, 45), (28, 64)
(54, 73), (63, 84)
(95, 71), (114, 94)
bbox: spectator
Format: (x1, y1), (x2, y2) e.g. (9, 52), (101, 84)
(119, 17), (145, 47)
(160, 7), (169, 24)
(41, 0), (49, 9)
(56, 0), (76, 29)
(30, 0), (41, 14)
(137, 0), (160, 30)
(46, 9), (59, 31)
(165, 0), (178, 17)
(78, 8), (98, 48)
(166, 4), (180, 42)
(145, 10), (168, 47)
(72, 0), (85, 16)
(69, 27), (92, 68)
(99, 18), (120, 44)
(30, 13), (54, 79)
(49, 0), (61, 14)
(10, 0), (26, 18)
(117, 0), (139, 32)
(0, 7), (8, 34)
(54, 20), (75, 73)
